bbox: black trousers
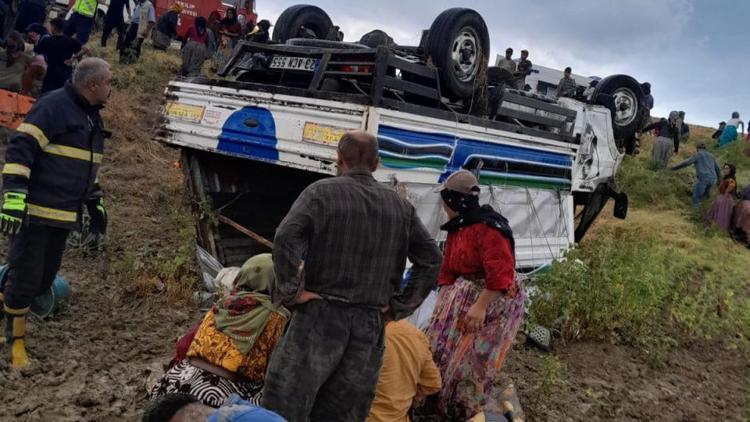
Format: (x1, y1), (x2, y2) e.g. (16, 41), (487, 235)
(101, 15), (127, 49)
(2, 224), (69, 310)
(261, 300), (385, 422)
(14, 2), (46, 32)
(120, 23), (145, 63)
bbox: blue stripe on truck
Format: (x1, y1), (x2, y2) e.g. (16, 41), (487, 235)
(217, 107), (279, 162)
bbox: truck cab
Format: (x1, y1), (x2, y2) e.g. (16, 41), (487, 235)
(154, 0), (257, 38)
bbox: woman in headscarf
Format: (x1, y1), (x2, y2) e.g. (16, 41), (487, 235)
(705, 175), (736, 232)
(425, 170), (525, 420)
(643, 111), (680, 169)
(732, 187), (750, 247)
(719, 112), (745, 147)
(206, 10), (224, 72)
(153, 2), (183, 50)
(722, 163), (738, 194)
(149, 253), (290, 407)
(219, 7), (242, 49)
(180, 16), (210, 77)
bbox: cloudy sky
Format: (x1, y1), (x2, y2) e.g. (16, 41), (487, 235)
(256, 0), (746, 128)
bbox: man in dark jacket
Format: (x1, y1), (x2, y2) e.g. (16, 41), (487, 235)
(0, 57), (111, 368)
(0, 0), (19, 43)
(14, 0), (46, 33)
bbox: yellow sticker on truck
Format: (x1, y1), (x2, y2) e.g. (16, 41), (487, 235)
(165, 102), (205, 123)
(302, 122), (349, 145)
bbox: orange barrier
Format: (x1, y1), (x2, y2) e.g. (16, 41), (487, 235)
(0, 90), (35, 130)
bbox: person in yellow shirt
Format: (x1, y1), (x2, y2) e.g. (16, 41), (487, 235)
(367, 320), (442, 422)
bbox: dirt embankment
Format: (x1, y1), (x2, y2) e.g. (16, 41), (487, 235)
(1, 47), (202, 421)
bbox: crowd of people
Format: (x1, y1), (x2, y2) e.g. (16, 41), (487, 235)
(639, 106), (750, 248)
(494, 47), (533, 90)
(0, 0), (278, 97)
(141, 133), (525, 421)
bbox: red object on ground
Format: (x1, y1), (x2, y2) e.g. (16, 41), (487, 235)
(154, 0), (257, 38)
(0, 90), (35, 130)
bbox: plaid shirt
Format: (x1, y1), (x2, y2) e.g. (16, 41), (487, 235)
(556, 76), (577, 98)
(272, 169), (442, 319)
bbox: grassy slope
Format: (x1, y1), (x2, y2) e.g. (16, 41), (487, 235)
(531, 123), (750, 355)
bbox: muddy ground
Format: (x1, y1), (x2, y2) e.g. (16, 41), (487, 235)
(1, 47), (748, 421)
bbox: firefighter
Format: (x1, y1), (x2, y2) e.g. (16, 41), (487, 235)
(0, 57), (111, 368)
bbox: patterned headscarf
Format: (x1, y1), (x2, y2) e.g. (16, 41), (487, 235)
(213, 254), (289, 354)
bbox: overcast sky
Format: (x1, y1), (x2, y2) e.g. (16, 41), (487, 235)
(256, 0), (746, 128)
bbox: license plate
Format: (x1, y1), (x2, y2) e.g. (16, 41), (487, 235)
(165, 102), (205, 123)
(270, 56), (318, 71)
(303, 122), (348, 145)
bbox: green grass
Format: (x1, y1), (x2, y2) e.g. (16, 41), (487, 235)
(529, 126), (750, 358)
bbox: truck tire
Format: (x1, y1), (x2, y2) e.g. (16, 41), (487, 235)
(286, 38), (368, 50)
(272, 5), (333, 43)
(591, 74), (646, 141)
(426, 8), (490, 100)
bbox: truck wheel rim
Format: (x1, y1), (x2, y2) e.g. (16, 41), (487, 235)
(451, 27), (480, 82)
(613, 87), (637, 126)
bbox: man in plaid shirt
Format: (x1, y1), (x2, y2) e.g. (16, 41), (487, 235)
(262, 130), (442, 422)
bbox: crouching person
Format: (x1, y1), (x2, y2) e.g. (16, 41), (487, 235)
(367, 319), (442, 422)
(149, 254), (290, 407)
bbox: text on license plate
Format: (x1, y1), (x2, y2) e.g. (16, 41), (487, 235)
(303, 122), (348, 145)
(270, 56), (318, 71)
(165, 102), (205, 123)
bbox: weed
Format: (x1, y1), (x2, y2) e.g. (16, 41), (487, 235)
(529, 228), (681, 342)
(538, 354), (564, 394)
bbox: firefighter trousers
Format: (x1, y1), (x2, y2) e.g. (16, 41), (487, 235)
(2, 223), (69, 310)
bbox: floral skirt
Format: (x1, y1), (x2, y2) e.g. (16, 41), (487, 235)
(148, 359), (263, 408)
(426, 277), (525, 420)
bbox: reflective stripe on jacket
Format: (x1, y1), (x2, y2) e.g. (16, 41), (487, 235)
(2, 83), (107, 229)
(72, 0), (98, 17)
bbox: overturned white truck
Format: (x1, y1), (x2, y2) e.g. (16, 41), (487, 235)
(159, 5), (642, 271)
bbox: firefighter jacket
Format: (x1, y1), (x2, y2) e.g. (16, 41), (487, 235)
(2, 83), (108, 230)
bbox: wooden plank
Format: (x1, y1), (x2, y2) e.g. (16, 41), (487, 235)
(327, 61), (377, 66)
(383, 100), (574, 143)
(217, 214), (273, 249)
(323, 71), (373, 76)
(467, 115), (577, 143)
(503, 92), (578, 118)
(384, 76), (440, 100)
(497, 107), (566, 128)
(309, 53), (331, 90)
(371, 47), (391, 106)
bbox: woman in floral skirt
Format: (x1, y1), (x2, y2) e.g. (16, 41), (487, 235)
(426, 170), (525, 420)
